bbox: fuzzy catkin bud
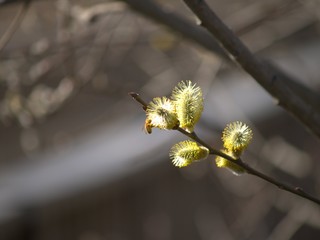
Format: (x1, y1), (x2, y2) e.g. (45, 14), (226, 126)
(170, 140), (209, 168)
(171, 80), (203, 133)
(146, 97), (179, 131)
(215, 149), (245, 176)
(222, 121), (253, 156)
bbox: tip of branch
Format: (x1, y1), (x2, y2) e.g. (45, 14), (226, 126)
(198, 21), (205, 27)
(128, 92), (139, 98)
(128, 91), (148, 110)
(194, 17), (204, 27)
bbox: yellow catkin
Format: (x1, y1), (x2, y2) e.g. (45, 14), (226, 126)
(170, 140), (209, 168)
(215, 149), (245, 176)
(171, 80), (203, 133)
(146, 97), (179, 131)
(222, 121), (253, 156)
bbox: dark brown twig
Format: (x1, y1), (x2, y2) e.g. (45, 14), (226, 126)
(129, 92), (320, 206)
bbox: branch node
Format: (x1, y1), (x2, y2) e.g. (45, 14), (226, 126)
(295, 187), (304, 193)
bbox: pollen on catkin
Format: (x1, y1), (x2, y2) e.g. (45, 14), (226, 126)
(146, 97), (179, 131)
(171, 80), (203, 133)
(222, 121), (253, 156)
(215, 149), (245, 176)
(170, 140), (209, 168)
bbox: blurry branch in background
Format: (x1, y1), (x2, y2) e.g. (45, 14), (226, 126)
(71, 2), (126, 25)
(129, 92), (320, 206)
(121, 0), (320, 139)
(181, 0), (320, 138)
(0, 1), (126, 127)
(0, 0), (31, 54)
(120, 0), (227, 59)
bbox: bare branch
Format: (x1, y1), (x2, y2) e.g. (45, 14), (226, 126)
(182, 0), (320, 138)
(120, 0), (227, 58)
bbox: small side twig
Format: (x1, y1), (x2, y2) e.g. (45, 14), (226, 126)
(129, 92), (320, 206)
(0, 0), (31, 54)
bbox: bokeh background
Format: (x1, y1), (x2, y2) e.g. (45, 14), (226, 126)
(0, 0), (320, 239)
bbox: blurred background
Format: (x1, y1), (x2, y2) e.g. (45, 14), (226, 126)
(0, 0), (320, 239)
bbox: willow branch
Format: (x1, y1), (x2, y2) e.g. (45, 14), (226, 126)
(122, 0), (320, 139)
(129, 92), (320, 206)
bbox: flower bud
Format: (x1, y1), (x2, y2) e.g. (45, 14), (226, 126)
(222, 121), (253, 156)
(146, 97), (179, 131)
(215, 149), (245, 176)
(171, 80), (203, 133)
(170, 140), (209, 168)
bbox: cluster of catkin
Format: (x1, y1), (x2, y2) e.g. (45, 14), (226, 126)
(143, 80), (253, 174)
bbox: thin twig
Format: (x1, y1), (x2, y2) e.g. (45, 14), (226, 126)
(0, 0), (31, 54)
(129, 92), (320, 206)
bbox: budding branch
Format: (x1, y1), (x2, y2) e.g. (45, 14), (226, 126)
(129, 92), (320, 206)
